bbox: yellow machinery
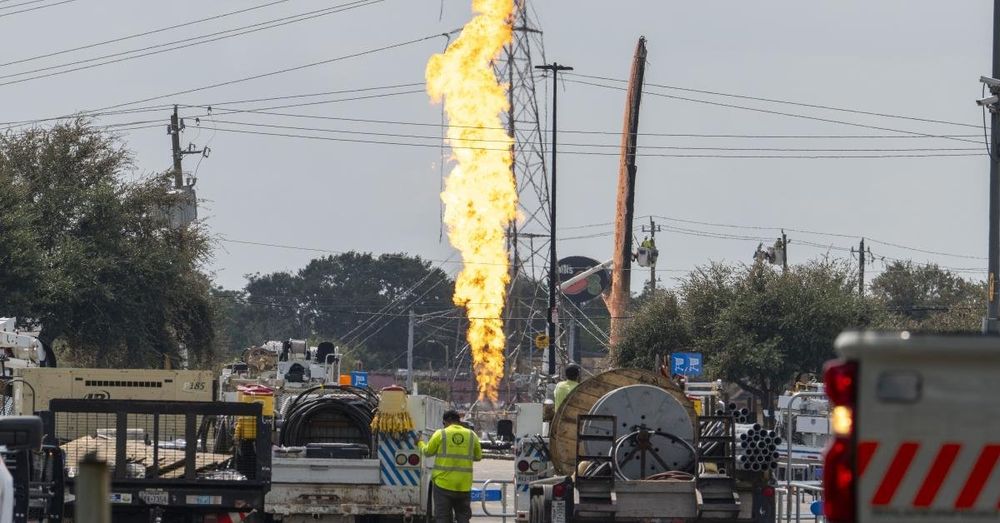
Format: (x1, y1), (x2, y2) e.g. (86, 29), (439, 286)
(236, 384), (274, 440)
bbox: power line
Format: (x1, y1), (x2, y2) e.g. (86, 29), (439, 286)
(0, 0), (50, 11)
(566, 78), (984, 145)
(220, 237), (505, 267)
(191, 119), (984, 153)
(568, 72), (981, 130)
(650, 214), (986, 261)
(0, 0), (291, 68)
(0, 0), (385, 87)
(0, 81), (423, 128)
(187, 123), (986, 159)
(5, 33), (447, 130)
(0, 0), (75, 19)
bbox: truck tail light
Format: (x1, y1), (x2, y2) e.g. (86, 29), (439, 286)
(552, 483), (566, 499)
(517, 460), (530, 472)
(408, 453), (420, 466)
(823, 359), (858, 523)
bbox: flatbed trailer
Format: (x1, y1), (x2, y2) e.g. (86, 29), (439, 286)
(46, 399), (271, 523)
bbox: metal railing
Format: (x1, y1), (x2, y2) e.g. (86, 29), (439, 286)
(776, 481), (824, 523)
(473, 478), (516, 521)
(782, 391), (826, 519)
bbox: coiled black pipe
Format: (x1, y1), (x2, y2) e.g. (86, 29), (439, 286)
(279, 386), (377, 449)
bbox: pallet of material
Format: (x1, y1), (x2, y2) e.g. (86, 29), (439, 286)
(61, 436), (231, 478)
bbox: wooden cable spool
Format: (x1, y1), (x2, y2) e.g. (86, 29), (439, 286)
(548, 368), (696, 475)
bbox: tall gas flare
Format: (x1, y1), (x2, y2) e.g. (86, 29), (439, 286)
(426, 0), (517, 402)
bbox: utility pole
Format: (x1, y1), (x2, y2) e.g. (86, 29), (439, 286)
(536, 62), (573, 376)
(407, 309), (415, 392)
(170, 106), (184, 189)
(858, 238), (865, 296)
(781, 230), (788, 272)
(168, 105), (210, 189)
(609, 37), (648, 351)
(641, 216), (661, 292)
(983, 0), (1000, 334)
(567, 318), (578, 364)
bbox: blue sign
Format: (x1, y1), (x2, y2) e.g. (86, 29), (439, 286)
(670, 352), (703, 376)
(351, 371), (369, 388)
(470, 488), (502, 502)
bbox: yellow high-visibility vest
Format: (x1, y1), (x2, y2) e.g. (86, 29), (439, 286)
(421, 424), (482, 492)
(553, 379), (578, 411)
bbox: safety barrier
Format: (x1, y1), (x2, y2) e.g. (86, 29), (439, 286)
(472, 478), (515, 521)
(775, 481), (824, 522)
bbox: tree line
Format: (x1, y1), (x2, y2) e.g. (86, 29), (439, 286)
(0, 121), (987, 382)
(615, 259), (985, 416)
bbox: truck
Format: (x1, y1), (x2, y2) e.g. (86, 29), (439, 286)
(527, 368), (776, 523)
(218, 339), (450, 522)
(823, 331), (1000, 523)
(47, 398), (271, 523)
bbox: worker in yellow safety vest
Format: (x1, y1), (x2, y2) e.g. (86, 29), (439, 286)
(553, 364), (581, 411)
(420, 409), (483, 523)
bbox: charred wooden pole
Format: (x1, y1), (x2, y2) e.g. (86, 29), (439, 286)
(608, 37), (648, 353)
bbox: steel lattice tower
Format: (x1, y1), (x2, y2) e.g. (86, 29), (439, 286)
(496, 0), (553, 386)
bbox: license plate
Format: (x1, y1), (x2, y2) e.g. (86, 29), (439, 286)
(551, 500), (566, 523)
(109, 493), (133, 504)
(139, 490), (169, 505)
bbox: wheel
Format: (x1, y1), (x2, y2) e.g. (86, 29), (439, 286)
(529, 493), (546, 523)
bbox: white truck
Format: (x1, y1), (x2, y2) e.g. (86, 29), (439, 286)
(824, 331), (1000, 523)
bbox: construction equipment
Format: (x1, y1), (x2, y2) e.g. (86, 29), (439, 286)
(0, 318), (44, 369)
(265, 387), (446, 521)
(822, 332), (1000, 523)
(8, 367), (214, 413)
(0, 415), (63, 523)
(526, 368), (776, 522)
(47, 399), (270, 522)
(220, 339), (451, 521)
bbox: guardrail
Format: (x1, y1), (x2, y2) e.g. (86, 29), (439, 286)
(473, 478), (515, 521)
(775, 481), (824, 523)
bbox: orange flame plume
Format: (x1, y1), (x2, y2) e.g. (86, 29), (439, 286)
(426, 0), (516, 402)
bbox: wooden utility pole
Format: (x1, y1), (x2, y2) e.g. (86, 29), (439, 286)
(858, 238), (866, 296)
(170, 106), (184, 189)
(608, 37), (647, 352)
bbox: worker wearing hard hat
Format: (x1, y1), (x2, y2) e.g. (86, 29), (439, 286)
(553, 364), (581, 411)
(420, 410), (483, 523)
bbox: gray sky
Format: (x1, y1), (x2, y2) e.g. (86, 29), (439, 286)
(4, 0), (993, 290)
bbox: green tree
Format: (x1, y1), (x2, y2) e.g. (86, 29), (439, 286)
(871, 261), (984, 332)
(616, 290), (691, 370)
(224, 252), (455, 367)
(0, 120), (217, 367)
(682, 260), (877, 419)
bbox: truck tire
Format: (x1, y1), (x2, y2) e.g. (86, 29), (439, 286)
(529, 495), (546, 523)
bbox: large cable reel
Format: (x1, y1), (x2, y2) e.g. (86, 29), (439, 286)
(588, 384), (698, 478)
(548, 368), (696, 476)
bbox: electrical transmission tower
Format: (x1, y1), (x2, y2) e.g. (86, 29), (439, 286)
(495, 0), (556, 382)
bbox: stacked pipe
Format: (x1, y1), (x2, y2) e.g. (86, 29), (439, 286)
(735, 423), (781, 471)
(715, 403), (752, 423)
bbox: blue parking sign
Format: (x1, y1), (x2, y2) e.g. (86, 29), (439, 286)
(351, 371), (368, 388)
(670, 352), (703, 376)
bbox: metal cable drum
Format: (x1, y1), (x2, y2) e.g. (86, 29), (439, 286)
(548, 368), (694, 475)
(586, 384), (697, 478)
